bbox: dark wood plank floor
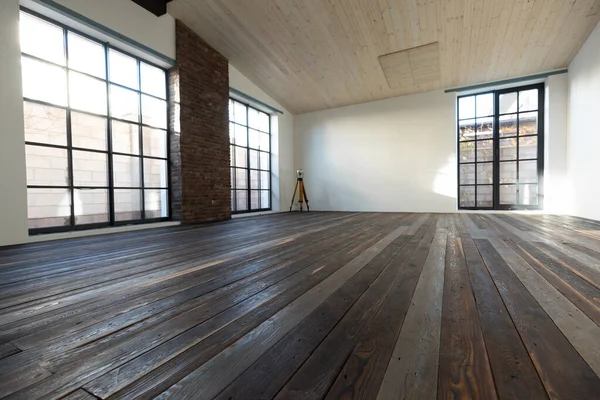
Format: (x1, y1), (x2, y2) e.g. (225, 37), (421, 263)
(1, 212), (600, 399)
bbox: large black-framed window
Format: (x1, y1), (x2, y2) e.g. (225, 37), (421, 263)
(20, 8), (170, 234)
(458, 83), (544, 210)
(229, 99), (272, 213)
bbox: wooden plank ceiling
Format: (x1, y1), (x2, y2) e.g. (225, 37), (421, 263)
(168, 0), (600, 114)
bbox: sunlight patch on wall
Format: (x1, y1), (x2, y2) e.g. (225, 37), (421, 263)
(432, 156), (457, 198)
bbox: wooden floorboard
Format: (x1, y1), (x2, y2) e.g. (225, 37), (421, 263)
(437, 216), (498, 400)
(1, 212), (600, 399)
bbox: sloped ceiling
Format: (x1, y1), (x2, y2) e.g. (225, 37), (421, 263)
(168, 0), (600, 114)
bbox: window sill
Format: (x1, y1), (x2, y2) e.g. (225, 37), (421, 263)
(232, 210), (284, 219)
(28, 220), (180, 243)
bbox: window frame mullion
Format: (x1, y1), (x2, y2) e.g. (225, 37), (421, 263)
(105, 44), (116, 226)
(63, 26), (76, 228)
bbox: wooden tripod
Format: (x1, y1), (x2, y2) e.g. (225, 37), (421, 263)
(289, 177), (310, 212)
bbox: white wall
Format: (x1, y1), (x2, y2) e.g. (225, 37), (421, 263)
(568, 21), (600, 222)
(295, 80), (570, 214)
(0, 0), (29, 246)
(229, 65), (295, 212)
(294, 90), (457, 212)
(544, 74), (570, 214)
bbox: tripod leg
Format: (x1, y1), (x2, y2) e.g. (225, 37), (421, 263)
(302, 183), (309, 212)
(289, 181), (298, 212)
(298, 182), (304, 212)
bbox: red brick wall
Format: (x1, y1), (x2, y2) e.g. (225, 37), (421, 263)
(170, 20), (231, 223)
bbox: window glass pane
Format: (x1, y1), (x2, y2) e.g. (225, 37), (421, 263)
(458, 96), (475, 120)
(231, 190), (235, 211)
(27, 188), (70, 229)
(459, 164), (475, 185)
(261, 190), (270, 209)
(73, 150), (107, 187)
(519, 136), (537, 159)
(519, 184), (539, 206)
(229, 100), (234, 122)
(236, 168), (248, 189)
(250, 150), (259, 169)
(144, 158), (168, 188)
(249, 129), (260, 149)
(499, 92), (517, 114)
(250, 170), (259, 189)
(519, 89), (538, 112)
(248, 107), (270, 133)
(22, 57), (67, 106)
(110, 85), (139, 122)
(23, 102), (66, 146)
(500, 162), (517, 184)
(477, 185), (493, 208)
(258, 112), (270, 132)
(145, 189), (168, 218)
(248, 109), (262, 130)
(71, 113), (107, 151)
(233, 101), (247, 125)
(234, 124), (247, 147)
(519, 112), (538, 136)
(26, 145), (68, 186)
(140, 63), (166, 99)
(259, 132), (270, 151)
(67, 32), (105, 78)
(112, 120), (140, 155)
(69, 72), (107, 115)
(476, 140), (493, 162)
(114, 189), (142, 221)
(477, 163), (493, 185)
(230, 168), (235, 189)
(234, 146), (247, 168)
(519, 160), (538, 183)
(500, 185), (516, 205)
(459, 186), (475, 208)
(459, 120), (475, 141)
(113, 155), (141, 187)
(236, 190), (248, 211)
(142, 127), (167, 158)
(499, 138), (517, 161)
(74, 189), (108, 224)
(251, 190), (260, 210)
(142, 95), (167, 129)
(259, 152), (270, 170)
(20, 13), (65, 65)
(229, 123), (235, 144)
(459, 142), (475, 163)
(109, 50), (138, 89)
(499, 114), (517, 138)
(476, 118), (493, 140)
(476, 94), (493, 117)
(260, 171), (270, 190)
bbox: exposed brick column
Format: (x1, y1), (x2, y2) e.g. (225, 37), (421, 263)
(168, 66), (182, 221)
(170, 20), (231, 223)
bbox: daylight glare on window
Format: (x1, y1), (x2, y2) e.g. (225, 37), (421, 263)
(19, 10), (170, 231)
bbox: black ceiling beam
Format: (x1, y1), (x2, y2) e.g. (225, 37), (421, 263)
(130, 0), (173, 17)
